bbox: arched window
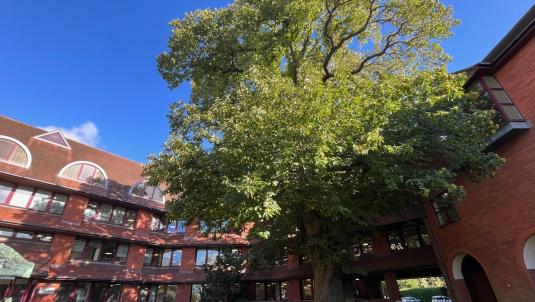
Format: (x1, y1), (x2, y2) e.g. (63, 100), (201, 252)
(59, 161), (107, 187)
(130, 181), (164, 202)
(0, 135), (31, 168)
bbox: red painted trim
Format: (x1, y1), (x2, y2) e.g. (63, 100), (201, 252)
(4, 184), (17, 206)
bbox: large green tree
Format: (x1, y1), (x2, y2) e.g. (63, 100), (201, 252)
(146, 1), (503, 301)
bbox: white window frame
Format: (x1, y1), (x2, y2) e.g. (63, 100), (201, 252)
(58, 161), (108, 188)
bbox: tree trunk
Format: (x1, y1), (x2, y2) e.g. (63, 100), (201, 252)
(313, 263), (345, 302)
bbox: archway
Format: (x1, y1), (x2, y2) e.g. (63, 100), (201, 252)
(461, 255), (497, 302)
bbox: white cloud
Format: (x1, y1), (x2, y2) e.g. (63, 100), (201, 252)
(41, 121), (100, 146)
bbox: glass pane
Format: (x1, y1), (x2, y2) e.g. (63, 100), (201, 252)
(161, 249), (172, 266)
(144, 248), (154, 266)
(36, 233), (53, 242)
(111, 207), (126, 225)
(71, 238), (86, 259)
(419, 225), (431, 245)
(402, 227), (422, 249)
(62, 164), (80, 179)
(50, 194), (67, 214)
(151, 215), (165, 232)
(171, 250), (182, 266)
(492, 90), (512, 104)
(388, 230), (405, 251)
(29, 189), (52, 211)
(267, 282), (279, 300)
(0, 227), (14, 237)
(281, 282), (288, 300)
(206, 249), (219, 266)
(0, 139), (14, 160)
(116, 244), (129, 263)
(152, 250), (162, 266)
(138, 285), (150, 302)
(165, 285), (177, 302)
(502, 105), (524, 120)
(57, 283), (75, 302)
(89, 283), (108, 301)
(75, 283), (91, 302)
(107, 284), (122, 302)
(176, 220), (186, 233)
(256, 283), (266, 300)
(79, 164), (96, 181)
(190, 284), (202, 302)
(302, 279), (313, 299)
(100, 242), (117, 262)
(98, 204), (113, 222)
(85, 239), (102, 261)
(156, 285), (166, 302)
(9, 146), (28, 166)
(92, 169), (106, 185)
(14, 231), (33, 240)
(125, 210), (137, 228)
(84, 201), (99, 219)
(195, 249), (207, 267)
(0, 181), (13, 204)
(12, 281), (29, 302)
(9, 186), (33, 208)
(148, 285), (158, 302)
(483, 76), (502, 89)
(166, 221), (177, 233)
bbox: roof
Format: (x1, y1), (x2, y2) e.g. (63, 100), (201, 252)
(0, 115), (165, 210)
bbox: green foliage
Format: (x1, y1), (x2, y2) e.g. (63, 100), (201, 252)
(146, 0), (503, 280)
(400, 287), (448, 301)
(201, 248), (248, 302)
(398, 277), (446, 291)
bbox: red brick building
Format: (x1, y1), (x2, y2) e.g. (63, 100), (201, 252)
(2, 5), (535, 302)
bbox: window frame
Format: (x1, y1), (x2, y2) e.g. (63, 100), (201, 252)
(58, 161), (108, 188)
(0, 182), (67, 214)
(432, 199), (460, 227)
(84, 200), (137, 228)
(0, 135), (32, 168)
(138, 284), (177, 302)
(473, 76), (526, 124)
(129, 181), (165, 203)
(194, 248), (221, 269)
(387, 224), (430, 252)
(57, 282), (122, 302)
(0, 227), (53, 243)
(143, 247), (182, 268)
(300, 279), (314, 300)
(255, 281), (288, 301)
(70, 237), (129, 264)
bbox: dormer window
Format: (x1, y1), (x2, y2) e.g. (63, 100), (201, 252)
(469, 76), (525, 124)
(0, 136), (31, 168)
(59, 161), (107, 187)
(130, 181), (164, 202)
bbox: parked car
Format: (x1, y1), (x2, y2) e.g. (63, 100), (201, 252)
(401, 297), (422, 302)
(431, 296), (453, 302)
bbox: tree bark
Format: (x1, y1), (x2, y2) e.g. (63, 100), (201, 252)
(313, 263), (345, 302)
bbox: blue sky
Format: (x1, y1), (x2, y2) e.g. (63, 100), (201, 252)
(1, 1), (533, 162)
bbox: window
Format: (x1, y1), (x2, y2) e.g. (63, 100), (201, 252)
(151, 214), (167, 232)
(432, 198), (459, 227)
(0, 181), (67, 214)
(70, 238), (128, 264)
(144, 248), (182, 267)
(0, 136), (30, 168)
(166, 219), (186, 234)
(84, 201), (137, 228)
(138, 285), (177, 302)
(387, 223), (431, 251)
(58, 282), (121, 302)
(0, 227), (53, 242)
(255, 282), (288, 301)
(354, 238), (374, 256)
(130, 181), (164, 202)
(301, 279), (313, 299)
(195, 248), (221, 269)
(59, 161), (107, 187)
(190, 284), (203, 302)
(470, 76), (525, 125)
